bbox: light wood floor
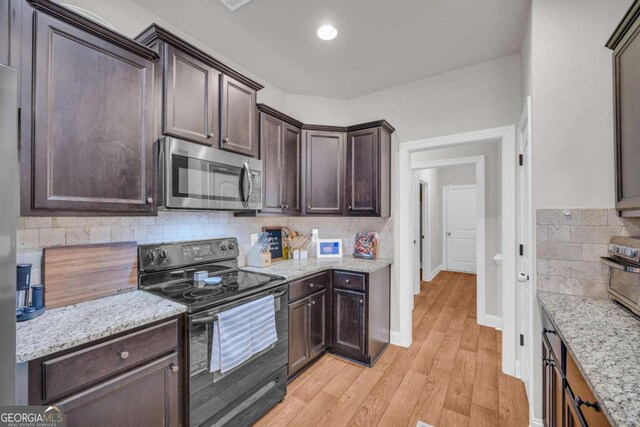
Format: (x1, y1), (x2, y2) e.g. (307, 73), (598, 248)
(255, 271), (529, 427)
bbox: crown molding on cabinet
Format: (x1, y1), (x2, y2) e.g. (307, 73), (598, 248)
(257, 104), (304, 128)
(135, 24), (263, 91)
(606, 0), (640, 49)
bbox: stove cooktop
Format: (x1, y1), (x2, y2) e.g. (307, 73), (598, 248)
(140, 267), (286, 313)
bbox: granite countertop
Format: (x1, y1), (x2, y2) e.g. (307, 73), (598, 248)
(538, 291), (640, 427)
(242, 255), (393, 281)
(16, 291), (186, 363)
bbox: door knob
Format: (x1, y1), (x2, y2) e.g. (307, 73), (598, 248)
(518, 273), (529, 282)
(447, 232), (452, 236)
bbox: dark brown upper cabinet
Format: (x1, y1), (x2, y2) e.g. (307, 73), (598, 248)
(607, 1), (640, 216)
(304, 129), (346, 215)
(346, 123), (393, 217)
(164, 45), (219, 145)
(258, 105), (302, 215)
(20, 0), (158, 216)
(135, 24), (263, 153)
(220, 75), (259, 157)
(0, 0), (21, 68)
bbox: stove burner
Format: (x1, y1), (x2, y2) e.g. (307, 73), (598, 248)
(162, 283), (192, 293)
(185, 288), (223, 299)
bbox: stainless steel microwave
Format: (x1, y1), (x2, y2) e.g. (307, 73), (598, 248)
(158, 137), (263, 211)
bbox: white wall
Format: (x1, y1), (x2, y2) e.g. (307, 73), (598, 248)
(531, 0), (632, 208)
(439, 164), (476, 187)
(412, 141), (502, 317)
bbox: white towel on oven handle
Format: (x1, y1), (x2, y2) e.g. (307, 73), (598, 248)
(210, 295), (278, 374)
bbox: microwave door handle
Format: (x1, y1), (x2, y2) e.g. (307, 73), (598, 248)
(242, 162), (252, 203)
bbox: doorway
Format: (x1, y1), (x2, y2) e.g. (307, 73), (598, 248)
(443, 185), (478, 273)
(396, 125), (518, 377)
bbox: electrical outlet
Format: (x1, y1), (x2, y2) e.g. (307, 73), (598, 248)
(251, 233), (258, 246)
(311, 229), (319, 242)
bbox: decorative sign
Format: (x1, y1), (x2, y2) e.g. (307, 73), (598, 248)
(262, 227), (284, 261)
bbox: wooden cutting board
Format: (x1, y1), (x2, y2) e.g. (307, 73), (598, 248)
(43, 242), (138, 308)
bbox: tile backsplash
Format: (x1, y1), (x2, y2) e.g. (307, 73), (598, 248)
(536, 208), (640, 298)
(17, 212), (394, 285)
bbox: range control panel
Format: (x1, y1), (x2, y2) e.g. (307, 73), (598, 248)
(608, 236), (640, 264)
(138, 238), (240, 272)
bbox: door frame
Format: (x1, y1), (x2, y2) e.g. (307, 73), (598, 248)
(420, 180), (433, 282)
(442, 184), (480, 274)
(396, 125), (517, 377)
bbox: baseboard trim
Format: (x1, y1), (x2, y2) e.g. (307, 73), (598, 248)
(531, 417), (544, 427)
(484, 314), (503, 330)
(515, 360), (521, 379)
(428, 264), (443, 281)
(390, 330), (410, 347)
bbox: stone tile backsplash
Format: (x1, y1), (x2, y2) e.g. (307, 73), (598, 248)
(17, 212), (394, 285)
(536, 208), (640, 298)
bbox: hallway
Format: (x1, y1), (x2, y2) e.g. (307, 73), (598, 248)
(255, 271), (529, 427)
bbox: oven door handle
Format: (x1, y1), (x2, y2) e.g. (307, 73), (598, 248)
(271, 288), (287, 298)
(601, 257), (640, 273)
(192, 316), (217, 324)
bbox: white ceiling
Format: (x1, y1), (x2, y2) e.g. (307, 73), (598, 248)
(131, 0), (530, 99)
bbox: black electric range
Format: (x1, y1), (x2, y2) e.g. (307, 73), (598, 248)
(138, 238), (285, 313)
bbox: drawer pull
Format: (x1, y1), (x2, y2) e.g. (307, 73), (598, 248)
(308, 283), (314, 288)
(170, 364), (179, 373)
(543, 328), (557, 335)
(542, 358), (555, 367)
(345, 279), (351, 284)
(575, 396), (600, 411)
(119, 351), (130, 360)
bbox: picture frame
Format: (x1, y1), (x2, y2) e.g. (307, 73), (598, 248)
(262, 226), (284, 261)
(316, 239), (343, 258)
(353, 232), (378, 259)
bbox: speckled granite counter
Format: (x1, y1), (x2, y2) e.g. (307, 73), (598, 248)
(538, 292), (640, 427)
(16, 291), (186, 363)
(242, 256), (393, 281)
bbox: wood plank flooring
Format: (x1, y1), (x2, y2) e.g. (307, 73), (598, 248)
(255, 271), (529, 427)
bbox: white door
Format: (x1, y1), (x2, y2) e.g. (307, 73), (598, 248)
(518, 96), (533, 398)
(444, 186), (477, 273)
(421, 182), (430, 282)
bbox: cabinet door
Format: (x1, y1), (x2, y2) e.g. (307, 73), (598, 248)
(288, 298), (309, 376)
(565, 388), (583, 427)
(26, 12), (155, 214)
(282, 123), (302, 215)
(164, 45), (219, 145)
(220, 75), (259, 157)
(260, 114), (284, 213)
(332, 289), (366, 356)
(0, 0), (20, 68)
(308, 290), (327, 359)
(56, 354), (179, 427)
(304, 130), (346, 215)
(346, 128), (379, 216)
(542, 338), (564, 427)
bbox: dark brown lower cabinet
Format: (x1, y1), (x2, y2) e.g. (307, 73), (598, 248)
(288, 289), (328, 378)
(542, 337), (563, 427)
(332, 288), (366, 358)
(27, 317), (183, 426)
(56, 353), (179, 427)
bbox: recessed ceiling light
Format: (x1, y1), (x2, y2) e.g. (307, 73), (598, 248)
(317, 24), (338, 41)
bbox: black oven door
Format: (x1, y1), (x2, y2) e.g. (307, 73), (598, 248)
(188, 285), (288, 426)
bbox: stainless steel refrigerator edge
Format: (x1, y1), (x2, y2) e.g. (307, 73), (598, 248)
(0, 65), (18, 405)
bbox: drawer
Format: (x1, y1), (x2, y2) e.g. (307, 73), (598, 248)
(333, 271), (366, 291)
(42, 319), (178, 401)
(289, 271), (328, 302)
(566, 352), (611, 427)
(540, 307), (562, 365)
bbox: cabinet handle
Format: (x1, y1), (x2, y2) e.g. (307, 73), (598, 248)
(146, 197), (154, 204)
(348, 205), (352, 210)
(307, 205), (311, 209)
(542, 357), (554, 367)
(170, 364), (179, 373)
(308, 283), (314, 288)
(207, 133), (214, 139)
(223, 137), (229, 143)
(312, 301), (316, 305)
(359, 299), (364, 304)
(307, 302), (312, 307)
(575, 396), (599, 411)
(285, 204), (289, 208)
(119, 351), (129, 360)
(345, 279), (351, 284)
(543, 328), (557, 335)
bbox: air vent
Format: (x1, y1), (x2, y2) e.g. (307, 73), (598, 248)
(219, 0), (253, 11)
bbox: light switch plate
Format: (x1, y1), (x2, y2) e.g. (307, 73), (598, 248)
(311, 229), (319, 243)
